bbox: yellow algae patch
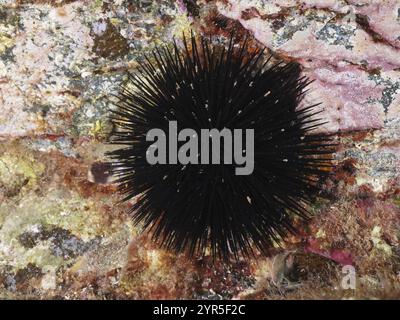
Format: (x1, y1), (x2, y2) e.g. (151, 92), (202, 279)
(0, 153), (45, 194)
(0, 33), (14, 53)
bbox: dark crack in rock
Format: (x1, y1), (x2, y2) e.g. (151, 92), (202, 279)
(355, 14), (385, 44)
(88, 162), (112, 184)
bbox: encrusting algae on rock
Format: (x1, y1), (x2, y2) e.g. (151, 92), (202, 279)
(0, 0), (399, 299)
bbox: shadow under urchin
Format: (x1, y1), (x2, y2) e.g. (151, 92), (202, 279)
(106, 32), (335, 261)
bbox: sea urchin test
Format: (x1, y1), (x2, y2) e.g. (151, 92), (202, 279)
(107, 33), (335, 260)
(145, 121), (254, 176)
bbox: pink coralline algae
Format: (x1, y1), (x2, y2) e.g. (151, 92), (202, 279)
(217, 0), (400, 133)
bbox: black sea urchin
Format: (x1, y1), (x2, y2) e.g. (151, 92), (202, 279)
(107, 33), (335, 260)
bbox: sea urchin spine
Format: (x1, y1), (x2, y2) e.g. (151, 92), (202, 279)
(107, 32), (335, 260)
